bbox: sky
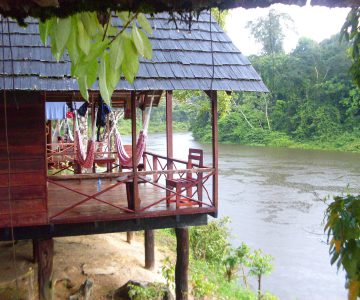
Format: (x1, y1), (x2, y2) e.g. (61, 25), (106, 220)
(226, 3), (350, 55)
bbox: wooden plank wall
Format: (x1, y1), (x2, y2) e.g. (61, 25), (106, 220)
(0, 91), (47, 227)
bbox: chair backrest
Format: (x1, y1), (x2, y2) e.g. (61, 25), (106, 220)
(187, 148), (203, 169)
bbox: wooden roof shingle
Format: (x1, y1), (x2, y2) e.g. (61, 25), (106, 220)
(0, 13), (268, 93)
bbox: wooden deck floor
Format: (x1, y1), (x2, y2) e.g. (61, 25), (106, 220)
(47, 178), (214, 224)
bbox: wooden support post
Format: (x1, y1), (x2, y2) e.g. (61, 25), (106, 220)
(32, 239), (38, 263)
(142, 108), (146, 170)
(35, 238), (54, 300)
(166, 91), (173, 169)
(166, 91), (173, 206)
(131, 91), (140, 211)
(144, 230), (155, 270)
(46, 120), (52, 146)
(127, 232), (134, 244)
(175, 227), (189, 300)
(210, 91), (218, 211)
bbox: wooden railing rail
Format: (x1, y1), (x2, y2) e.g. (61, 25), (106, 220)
(48, 168), (214, 181)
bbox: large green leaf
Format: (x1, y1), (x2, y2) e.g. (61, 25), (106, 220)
(99, 53), (110, 103)
(132, 26), (144, 57)
(138, 29), (152, 60)
(131, 26), (152, 59)
(78, 76), (89, 100)
(77, 19), (91, 55)
(86, 58), (99, 87)
(137, 13), (152, 34)
(106, 58), (121, 99)
(81, 13), (98, 37)
(117, 11), (130, 22)
(66, 19), (79, 66)
(84, 39), (108, 63)
(109, 36), (125, 70)
(122, 37), (139, 83)
(54, 17), (72, 56)
(39, 18), (54, 46)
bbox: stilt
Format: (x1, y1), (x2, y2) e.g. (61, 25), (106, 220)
(127, 231), (134, 244)
(144, 230), (155, 270)
(32, 239), (38, 263)
(175, 227), (189, 300)
(35, 238), (54, 300)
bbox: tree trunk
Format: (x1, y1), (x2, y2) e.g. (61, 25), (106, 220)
(175, 228), (189, 300)
(258, 274), (262, 300)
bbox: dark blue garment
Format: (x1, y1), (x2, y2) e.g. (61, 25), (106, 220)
(78, 102), (89, 117)
(96, 97), (111, 127)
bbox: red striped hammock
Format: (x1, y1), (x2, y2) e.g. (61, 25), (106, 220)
(114, 96), (154, 168)
(74, 110), (97, 169)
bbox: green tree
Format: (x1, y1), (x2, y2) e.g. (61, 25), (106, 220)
(248, 250), (274, 300)
(340, 7), (360, 87)
(246, 9), (294, 55)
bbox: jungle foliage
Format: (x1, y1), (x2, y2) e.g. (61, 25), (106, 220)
(183, 30), (360, 152)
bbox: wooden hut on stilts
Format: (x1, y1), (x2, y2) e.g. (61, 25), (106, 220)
(0, 12), (267, 299)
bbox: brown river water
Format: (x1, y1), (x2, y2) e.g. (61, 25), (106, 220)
(144, 132), (360, 300)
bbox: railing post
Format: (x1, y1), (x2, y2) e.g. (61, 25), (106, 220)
(131, 91), (140, 211)
(153, 155), (158, 182)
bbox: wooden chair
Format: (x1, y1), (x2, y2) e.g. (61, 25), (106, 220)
(166, 148), (203, 208)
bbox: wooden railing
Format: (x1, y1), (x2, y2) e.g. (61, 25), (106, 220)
(46, 151), (216, 221)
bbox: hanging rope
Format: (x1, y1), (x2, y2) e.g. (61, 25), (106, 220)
(2, 16), (20, 299)
(74, 109), (97, 168)
(114, 95), (154, 167)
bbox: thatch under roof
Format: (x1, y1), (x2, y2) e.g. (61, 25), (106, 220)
(0, 0), (357, 24)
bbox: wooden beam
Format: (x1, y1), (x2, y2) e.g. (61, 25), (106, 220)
(35, 238), (54, 300)
(210, 91), (218, 212)
(144, 230), (155, 270)
(131, 91), (140, 211)
(175, 227), (189, 300)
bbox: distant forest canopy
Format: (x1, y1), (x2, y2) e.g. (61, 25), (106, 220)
(147, 10), (360, 152)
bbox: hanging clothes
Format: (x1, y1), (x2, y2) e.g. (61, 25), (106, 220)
(46, 102), (67, 120)
(96, 97), (111, 141)
(77, 102), (89, 117)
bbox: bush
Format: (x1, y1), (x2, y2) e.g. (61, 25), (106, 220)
(189, 217), (231, 263)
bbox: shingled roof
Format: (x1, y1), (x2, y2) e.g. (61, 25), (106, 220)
(0, 13), (268, 93)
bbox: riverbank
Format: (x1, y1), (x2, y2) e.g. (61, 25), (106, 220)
(0, 230), (272, 300)
(192, 127), (360, 153)
(0, 233), (166, 299)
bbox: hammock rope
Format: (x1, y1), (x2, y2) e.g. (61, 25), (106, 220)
(114, 95), (154, 168)
(74, 109), (97, 169)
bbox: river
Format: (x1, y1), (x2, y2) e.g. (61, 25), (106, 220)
(145, 132), (360, 300)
